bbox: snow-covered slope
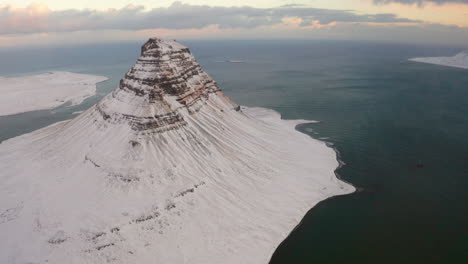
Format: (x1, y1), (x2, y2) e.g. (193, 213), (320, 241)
(0, 38), (354, 264)
(0, 71), (108, 116)
(409, 50), (468, 70)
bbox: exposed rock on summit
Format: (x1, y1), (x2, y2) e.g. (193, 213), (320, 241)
(97, 38), (237, 134)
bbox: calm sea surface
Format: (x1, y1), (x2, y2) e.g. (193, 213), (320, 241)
(0, 40), (466, 263)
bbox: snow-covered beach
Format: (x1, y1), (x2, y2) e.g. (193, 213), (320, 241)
(409, 50), (468, 70)
(0, 71), (108, 116)
(0, 39), (354, 264)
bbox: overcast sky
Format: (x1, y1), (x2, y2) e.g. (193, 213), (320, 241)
(0, 0), (467, 47)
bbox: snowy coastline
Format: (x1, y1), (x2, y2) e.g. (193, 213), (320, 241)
(409, 50), (468, 70)
(0, 39), (354, 264)
(0, 105), (354, 263)
(0, 71), (108, 116)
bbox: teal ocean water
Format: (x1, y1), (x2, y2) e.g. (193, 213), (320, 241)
(0, 40), (467, 263)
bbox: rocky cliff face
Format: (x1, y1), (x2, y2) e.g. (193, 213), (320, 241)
(97, 38), (237, 133)
(70, 38), (241, 178)
(0, 38), (353, 264)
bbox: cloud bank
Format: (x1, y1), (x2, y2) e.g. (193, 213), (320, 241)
(0, 1), (466, 47)
(0, 1), (421, 35)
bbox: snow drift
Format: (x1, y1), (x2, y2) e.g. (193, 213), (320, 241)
(0, 38), (354, 264)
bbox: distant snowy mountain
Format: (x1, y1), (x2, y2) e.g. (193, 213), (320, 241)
(0, 38), (354, 264)
(409, 50), (468, 70)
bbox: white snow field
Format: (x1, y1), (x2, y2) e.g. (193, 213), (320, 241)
(409, 50), (468, 70)
(0, 38), (354, 264)
(0, 71), (108, 116)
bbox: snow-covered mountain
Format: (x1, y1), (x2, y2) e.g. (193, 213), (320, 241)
(409, 50), (468, 70)
(0, 38), (354, 264)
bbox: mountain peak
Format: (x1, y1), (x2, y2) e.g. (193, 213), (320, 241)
(141, 38), (189, 55)
(0, 38), (353, 264)
(94, 37), (237, 136)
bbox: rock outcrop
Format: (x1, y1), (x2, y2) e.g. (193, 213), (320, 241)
(97, 38), (236, 133)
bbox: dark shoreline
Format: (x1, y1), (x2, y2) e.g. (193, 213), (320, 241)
(268, 122), (357, 263)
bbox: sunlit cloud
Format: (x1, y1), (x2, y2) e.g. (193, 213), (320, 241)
(0, 1), (466, 47)
(0, 1), (421, 34)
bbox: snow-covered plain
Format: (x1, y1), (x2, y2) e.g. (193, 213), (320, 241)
(0, 39), (354, 264)
(0, 71), (108, 116)
(409, 50), (468, 70)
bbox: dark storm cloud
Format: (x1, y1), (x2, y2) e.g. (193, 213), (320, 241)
(0, 1), (421, 34)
